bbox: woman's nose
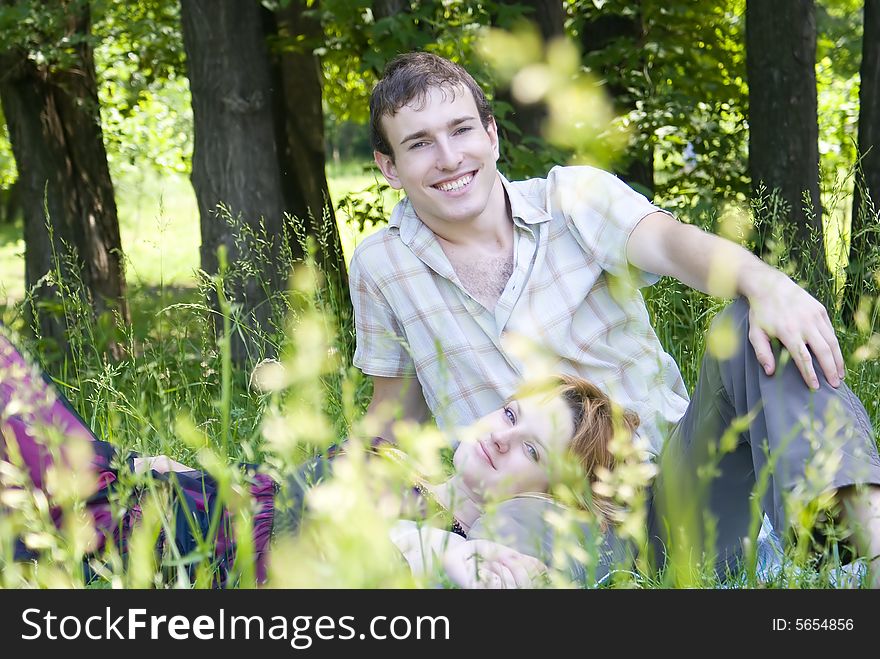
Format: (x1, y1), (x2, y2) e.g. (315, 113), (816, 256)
(491, 430), (514, 453)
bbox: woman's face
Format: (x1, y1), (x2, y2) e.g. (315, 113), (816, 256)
(452, 393), (575, 502)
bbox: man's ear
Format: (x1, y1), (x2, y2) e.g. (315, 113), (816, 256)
(486, 117), (500, 161)
(374, 150), (403, 190)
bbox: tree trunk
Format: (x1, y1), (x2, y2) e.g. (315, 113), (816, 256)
(580, 4), (654, 196)
(180, 0), (289, 363)
(273, 1), (351, 318)
(846, 0), (880, 323)
(746, 0), (825, 289)
(0, 3), (129, 349)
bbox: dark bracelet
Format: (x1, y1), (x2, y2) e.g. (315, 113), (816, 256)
(126, 451), (140, 474)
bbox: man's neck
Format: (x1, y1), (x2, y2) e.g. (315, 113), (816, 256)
(419, 174), (512, 249)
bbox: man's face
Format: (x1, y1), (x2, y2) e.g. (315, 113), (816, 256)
(374, 86), (501, 230)
(452, 392), (575, 503)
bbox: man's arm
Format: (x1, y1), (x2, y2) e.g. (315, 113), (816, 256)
(626, 212), (845, 390)
(365, 375), (431, 443)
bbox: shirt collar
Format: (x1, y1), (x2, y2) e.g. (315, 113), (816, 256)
(497, 172), (551, 227)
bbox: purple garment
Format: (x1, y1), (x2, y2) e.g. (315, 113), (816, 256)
(0, 329), (275, 586)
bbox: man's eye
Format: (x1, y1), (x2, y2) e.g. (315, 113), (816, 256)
(409, 141), (427, 150)
(504, 406), (516, 424)
(525, 443), (539, 462)
(454, 126), (472, 135)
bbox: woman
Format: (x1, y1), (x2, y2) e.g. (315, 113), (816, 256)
(0, 329), (630, 588)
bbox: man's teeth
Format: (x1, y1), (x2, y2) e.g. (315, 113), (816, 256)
(436, 174), (473, 192)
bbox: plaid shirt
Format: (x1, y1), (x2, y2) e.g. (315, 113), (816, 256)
(350, 165), (689, 454)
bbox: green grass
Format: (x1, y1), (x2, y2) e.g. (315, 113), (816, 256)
(0, 160), (397, 307)
(0, 218), (23, 308)
(114, 169), (202, 288)
(2, 162), (880, 589)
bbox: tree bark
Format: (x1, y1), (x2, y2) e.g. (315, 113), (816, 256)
(180, 0), (352, 362)
(746, 0), (825, 286)
(847, 0), (880, 323)
(273, 1), (350, 313)
(580, 4), (654, 195)
(0, 2), (129, 348)
(180, 0), (289, 363)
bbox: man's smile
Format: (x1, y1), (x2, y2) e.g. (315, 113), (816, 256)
(432, 171), (476, 193)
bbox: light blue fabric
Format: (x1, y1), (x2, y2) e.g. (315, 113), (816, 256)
(752, 514), (865, 587)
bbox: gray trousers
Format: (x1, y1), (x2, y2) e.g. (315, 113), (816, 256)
(648, 297), (880, 577)
(471, 298), (880, 583)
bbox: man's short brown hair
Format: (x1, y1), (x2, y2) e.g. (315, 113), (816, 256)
(369, 52), (494, 158)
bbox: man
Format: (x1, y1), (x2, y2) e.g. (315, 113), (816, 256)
(349, 52), (880, 583)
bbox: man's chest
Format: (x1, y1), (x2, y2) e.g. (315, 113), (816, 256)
(444, 251), (514, 311)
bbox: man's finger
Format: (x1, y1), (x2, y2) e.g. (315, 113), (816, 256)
(785, 340), (819, 390)
(815, 315), (846, 381)
(804, 326), (840, 388)
(747, 319), (775, 375)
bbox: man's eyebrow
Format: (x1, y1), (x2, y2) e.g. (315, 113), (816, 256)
(399, 115), (478, 145)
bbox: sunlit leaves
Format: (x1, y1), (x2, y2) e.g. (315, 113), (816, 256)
(479, 26), (625, 168)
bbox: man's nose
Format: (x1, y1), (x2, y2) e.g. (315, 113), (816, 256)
(434, 137), (462, 170)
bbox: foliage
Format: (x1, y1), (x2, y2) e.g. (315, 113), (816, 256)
(3, 186), (880, 587)
(316, 0), (567, 179)
(0, 0), (92, 70)
(569, 0), (750, 209)
(1, 0), (879, 588)
(816, 0), (863, 229)
(0, 105), (15, 189)
(479, 23), (622, 176)
(91, 0), (192, 176)
(317, 0), (495, 123)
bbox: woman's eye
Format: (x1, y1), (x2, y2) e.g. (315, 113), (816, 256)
(525, 443), (539, 462)
(504, 406), (516, 424)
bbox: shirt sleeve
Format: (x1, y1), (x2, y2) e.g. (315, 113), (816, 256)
(549, 165), (671, 287)
(349, 244), (416, 377)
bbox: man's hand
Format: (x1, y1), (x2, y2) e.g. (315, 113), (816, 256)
(627, 212), (844, 390)
(745, 271), (845, 390)
(442, 539), (548, 589)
